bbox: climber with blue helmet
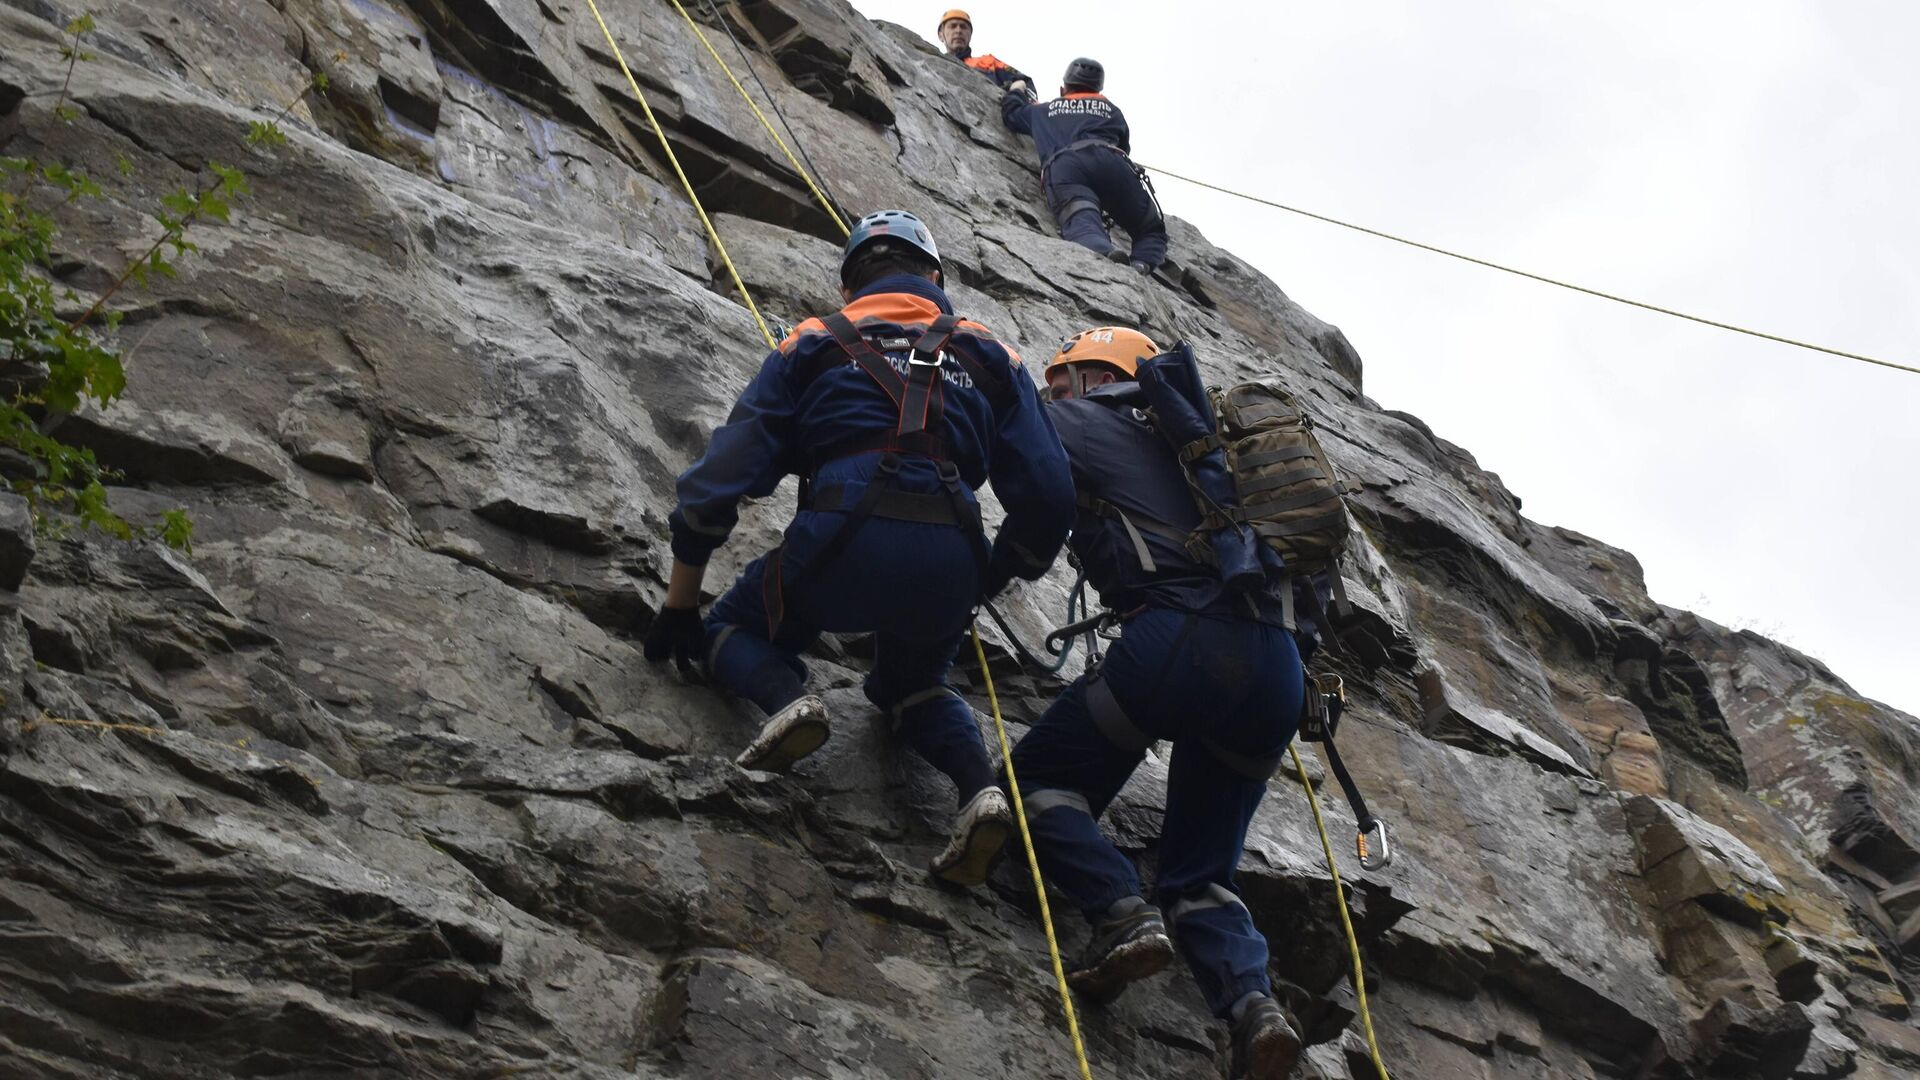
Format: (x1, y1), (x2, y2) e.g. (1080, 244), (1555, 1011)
(1010, 327), (1312, 1078)
(645, 210), (1074, 887)
(1002, 59), (1169, 275)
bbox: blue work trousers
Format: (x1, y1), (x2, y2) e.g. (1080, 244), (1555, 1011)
(1047, 148), (1170, 269)
(1010, 607), (1303, 1017)
(703, 502), (996, 802)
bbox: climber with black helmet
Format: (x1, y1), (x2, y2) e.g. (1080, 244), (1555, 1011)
(1009, 328), (1309, 1079)
(644, 210), (1074, 887)
(1002, 59), (1169, 275)
(935, 9), (1034, 98)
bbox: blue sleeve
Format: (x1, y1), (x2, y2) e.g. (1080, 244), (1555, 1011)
(1114, 107), (1132, 155)
(668, 350), (799, 565)
(985, 363), (1074, 586)
(1001, 93), (1034, 134)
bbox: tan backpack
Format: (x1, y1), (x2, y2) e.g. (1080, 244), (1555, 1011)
(1205, 382), (1352, 569)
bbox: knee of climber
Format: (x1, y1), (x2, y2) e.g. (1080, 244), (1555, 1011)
(883, 684), (968, 734)
(705, 622), (806, 713)
(1059, 205), (1112, 254)
(1020, 785), (1095, 825)
(886, 685), (996, 798)
(1126, 219), (1169, 267)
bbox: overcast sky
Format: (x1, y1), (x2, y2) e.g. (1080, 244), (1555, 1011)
(853, 0), (1918, 714)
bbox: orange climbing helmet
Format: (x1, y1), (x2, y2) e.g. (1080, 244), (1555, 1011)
(1046, 326), (1158, 379)
(937, 9), (971, 32)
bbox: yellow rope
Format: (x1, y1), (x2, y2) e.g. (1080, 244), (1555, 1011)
(1291, 744), (1390, 1079)
(1140, 164), (1918, 378)
(22, 714), (169, 738)
(660, 0), (848, 236)
(581, 0), (776, 348)
(971, 625), (1096, 1080)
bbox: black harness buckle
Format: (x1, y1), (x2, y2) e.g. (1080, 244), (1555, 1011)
(1300, 672), (1345, 742)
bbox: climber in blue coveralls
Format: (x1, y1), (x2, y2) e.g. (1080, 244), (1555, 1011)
(1001, 58), (1169, 275)
(643, 210), (1074, 887)
(1010, 327), (1309, 1079)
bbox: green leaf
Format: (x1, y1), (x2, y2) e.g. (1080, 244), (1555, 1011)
(161, 188), (196, 217)
(208, 162), (249, 199)
(159, 509), (194, 553)
(54, 105), (79, 124)
(245, 121), (287, 148)
(115, 155), (134, 178)
(65, 13), (96, 36)
(312, 71), (331, 92)
(103, 309), (124, 331)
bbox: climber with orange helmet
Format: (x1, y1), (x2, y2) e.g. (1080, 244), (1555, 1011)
(1010, 328), (1310, 1078)
(644, 210), (1073, 888)
(1002, 60), (1169, 274)
(935, 9), (1034, 98)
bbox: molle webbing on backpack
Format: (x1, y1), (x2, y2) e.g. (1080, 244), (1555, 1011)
(1209, 381), (1353, 572)
(1104, 362), (1356, 632)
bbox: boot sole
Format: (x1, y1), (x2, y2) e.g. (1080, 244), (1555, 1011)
(735, 715), (830, 773)
(930, 817), (1012, 888)
(1068, 931), (1175, 1004)
(1242, 1020), (1303, 1080)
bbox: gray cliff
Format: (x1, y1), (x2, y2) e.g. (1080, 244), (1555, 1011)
(0, 1), (1916, 1077)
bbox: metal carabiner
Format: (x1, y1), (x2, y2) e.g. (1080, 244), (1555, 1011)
(1045, 610), (1112, 656)
(1356, 818), (1392, 871)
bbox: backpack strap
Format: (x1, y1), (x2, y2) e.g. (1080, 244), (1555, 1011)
(1075, 492), (1190, 574)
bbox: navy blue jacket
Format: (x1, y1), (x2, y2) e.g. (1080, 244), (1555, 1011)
(1002, 91), (1131, 165)
(670, 275), (1074, 591)
(1050, 384), (1304, 634)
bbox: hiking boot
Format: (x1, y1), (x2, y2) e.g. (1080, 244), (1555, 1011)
(1230, 994), (1303, 1080)
(1066, 897), (1174, 1003)
(1106, 248), (1131, 264)
(734, 695), (830, 773)
(930, 787), (1014, 886)
(1129, 260), (1153, 275)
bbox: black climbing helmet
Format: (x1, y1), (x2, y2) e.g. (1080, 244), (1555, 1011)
(1063, 57), (1104, 93)
(841, 210), (942, 285)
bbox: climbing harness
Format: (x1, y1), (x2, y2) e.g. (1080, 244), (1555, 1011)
(1300, 673), (1391, 871)
(1139, 163), (1918, 378)
(971, 625), (1098, 1080)
(664, 0), (849, 233)
(761, 313), (1000, 631)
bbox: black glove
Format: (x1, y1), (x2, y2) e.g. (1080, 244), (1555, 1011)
(643, 605), (705, 673)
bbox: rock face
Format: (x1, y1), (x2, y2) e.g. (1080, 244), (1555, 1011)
(0, 1), (1914, 1077)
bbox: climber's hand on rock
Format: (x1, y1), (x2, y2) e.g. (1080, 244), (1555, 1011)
(644, 605), (705, 674)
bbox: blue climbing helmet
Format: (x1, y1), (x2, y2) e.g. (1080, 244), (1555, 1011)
(841, 210), (942, 285)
